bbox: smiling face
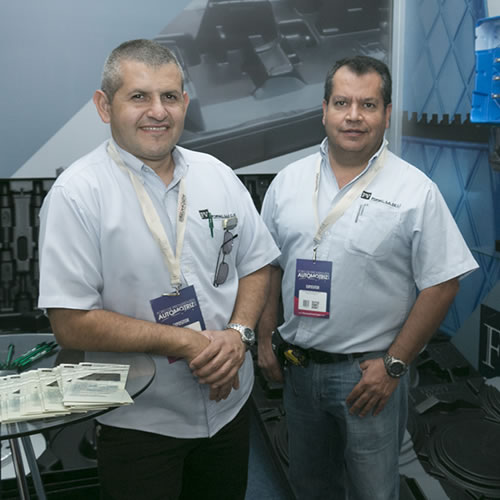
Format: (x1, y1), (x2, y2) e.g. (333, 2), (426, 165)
(322, 65), (391, 167)
(94, 60), (189, 176)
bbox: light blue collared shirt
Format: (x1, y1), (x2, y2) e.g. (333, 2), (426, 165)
(39, 139), (280, 438)
(261, 138), (478, 353)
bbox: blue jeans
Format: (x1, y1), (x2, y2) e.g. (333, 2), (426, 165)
(284, 356), (408, 500)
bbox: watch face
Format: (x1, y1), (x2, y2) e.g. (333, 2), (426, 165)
(242, 328), (255, 343)
(390, 362), (405, 375)
(384, 354), (407, 378)
(228, 323), (255, 345)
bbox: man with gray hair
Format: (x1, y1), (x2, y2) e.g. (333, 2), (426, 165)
(38, 39), (279, 500)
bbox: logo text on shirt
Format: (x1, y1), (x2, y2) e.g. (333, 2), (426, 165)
(360, 191), (401, 208)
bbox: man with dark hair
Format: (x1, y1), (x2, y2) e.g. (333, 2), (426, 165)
(38, 39), (279, 500)
(323, 55), (392, 108)
(258, 55), (478, 499)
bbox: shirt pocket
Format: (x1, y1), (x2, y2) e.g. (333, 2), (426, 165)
(189, 210), (240, 286)
(344, 204), (400, 259)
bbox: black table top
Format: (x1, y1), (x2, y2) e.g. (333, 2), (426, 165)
(0, 333), (155, 439)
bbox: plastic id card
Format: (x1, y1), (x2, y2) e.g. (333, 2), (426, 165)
(150, 285), (206, 363)
(294, 259), (332, 318)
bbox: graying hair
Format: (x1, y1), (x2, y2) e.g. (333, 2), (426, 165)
(101, 39), (184, 101)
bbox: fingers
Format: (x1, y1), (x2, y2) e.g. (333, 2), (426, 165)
(190, 330), (245, 388)
(258, 356), (284, 383)
(348, 389), (388, 417)
(182, 330), (211, 363)
(209, 382), (232, 402)
(346, 358), (399, 417)
(257, 339), (284, 383)
(192, 345), (243, 384)
(232, 373), (240, 390)
(199, 357), (239, 387)
(209, 374), (240, 402)
(189, 339), (220, 369)
(372, 398), (388, 417)
(346, 381), (372, 416)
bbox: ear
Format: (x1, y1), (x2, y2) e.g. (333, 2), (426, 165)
(183, 90), (190, 110)
(93, 90), (112, 124)
(384, 103), (392, 129)
(322, 99), (327, 126)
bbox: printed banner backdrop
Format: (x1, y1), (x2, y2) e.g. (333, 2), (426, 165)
(2, 0), (392, 178)
(0, 0), (191, 179)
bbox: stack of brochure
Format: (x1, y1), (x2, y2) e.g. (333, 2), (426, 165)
(0, 362), (132, 423)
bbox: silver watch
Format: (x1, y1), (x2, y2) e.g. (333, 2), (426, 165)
(383, 353), (408, 378)
(226, 323), (255, 349)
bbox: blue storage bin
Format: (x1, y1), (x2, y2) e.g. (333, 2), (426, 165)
(471, 16), (500, 123)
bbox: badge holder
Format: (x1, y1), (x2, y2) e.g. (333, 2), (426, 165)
(150, 286), (206, 363)
(293, 258), (332, 318)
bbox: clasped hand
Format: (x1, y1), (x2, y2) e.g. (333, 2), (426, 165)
(189, 329), (246, 402)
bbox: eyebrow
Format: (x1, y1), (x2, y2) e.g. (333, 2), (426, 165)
(331, 95), (380, 102)
(127, 88), (182, 96)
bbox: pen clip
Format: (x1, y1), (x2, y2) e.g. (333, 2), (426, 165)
(208, 212), (214, 237)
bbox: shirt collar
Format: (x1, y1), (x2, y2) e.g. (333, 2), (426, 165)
(110, 139), (143, 175)
(171, 147), (188, 185)
(109, 139), (188, 186)
(319, 136), (388, 175)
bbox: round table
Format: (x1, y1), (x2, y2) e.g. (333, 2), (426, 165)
(0, 333), (156, 500)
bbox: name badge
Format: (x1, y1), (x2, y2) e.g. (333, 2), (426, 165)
(294, 259), (332, 318)
(150, 285), (206, 363)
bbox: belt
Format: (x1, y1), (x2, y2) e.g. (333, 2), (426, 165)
(306, 348), (366, 364)
(273, 329), (375, 367)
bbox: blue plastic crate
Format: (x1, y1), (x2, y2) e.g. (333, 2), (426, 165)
(471, 16), (500, 123)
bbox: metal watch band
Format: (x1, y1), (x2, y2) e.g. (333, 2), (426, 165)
(226, 323), (255, 348)
(383, 352), (408, 378)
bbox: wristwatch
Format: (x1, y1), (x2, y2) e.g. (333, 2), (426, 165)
(226, 323), (256, 349)
(383, 353), (408, 378)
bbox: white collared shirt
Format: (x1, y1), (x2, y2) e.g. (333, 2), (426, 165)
(261, 138), (478, 353)
(38, 139), (280, 438)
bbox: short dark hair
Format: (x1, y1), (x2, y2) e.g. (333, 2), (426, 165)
(323, 55), (392, 108)
(101, 39), (184, 102)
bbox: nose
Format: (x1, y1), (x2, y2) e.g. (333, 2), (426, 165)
(147, 96), (168, 121)
(346, 103), (362, 122)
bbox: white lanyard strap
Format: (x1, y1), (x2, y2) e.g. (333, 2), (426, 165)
(107, 142), (187, 291)
(313, 145), (387, 250)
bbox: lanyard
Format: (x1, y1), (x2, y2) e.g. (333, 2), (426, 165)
(107, 142), (187, 292)
(312, 143), (387, 258)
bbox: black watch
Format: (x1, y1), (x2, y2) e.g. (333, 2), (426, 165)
(226, 323), (255, 349)
(383, 353), (408, 378)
